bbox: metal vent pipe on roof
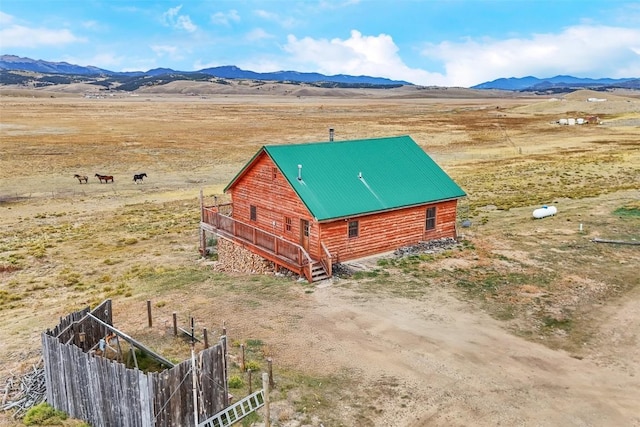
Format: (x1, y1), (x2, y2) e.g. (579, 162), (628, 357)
(329, 128), (334, 142)
(297, 164), (302, 180)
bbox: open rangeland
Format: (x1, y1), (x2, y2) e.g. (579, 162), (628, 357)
(1, 86), (639, 426)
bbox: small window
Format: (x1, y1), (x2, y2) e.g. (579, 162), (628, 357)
(426, 207), (436, 230)
(285, 216), (292, 232)
(250, 205), (257, 221)
(272, 167), (278, 180)
(348, 220), (359, 238)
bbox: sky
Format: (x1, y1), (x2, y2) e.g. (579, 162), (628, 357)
(1, 1), (639, 87)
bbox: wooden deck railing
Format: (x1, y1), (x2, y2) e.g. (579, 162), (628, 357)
(320, 242), (332, 278)
(201, 206), (315, 281)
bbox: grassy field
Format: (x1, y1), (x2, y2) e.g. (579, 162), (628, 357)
(1, 87), (639, 426)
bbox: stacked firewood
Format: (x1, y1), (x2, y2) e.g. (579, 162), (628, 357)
(1, 360), (46, 418)
(214, 238), (275, 275)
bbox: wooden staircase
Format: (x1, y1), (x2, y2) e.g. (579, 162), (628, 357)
(310, 261), (330, 282)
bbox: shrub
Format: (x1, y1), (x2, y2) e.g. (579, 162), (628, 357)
(228, 374), (244, 389)
(245, 360), (261, 372)
(22, 402), (68, 425)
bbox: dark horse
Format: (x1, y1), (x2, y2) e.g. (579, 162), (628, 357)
(133, 173), (147, 183)
(74, 174), (88, 184)
(95, 173), (114, 183)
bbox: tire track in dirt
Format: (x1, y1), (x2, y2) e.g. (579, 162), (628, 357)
(299, 284), (640, 426)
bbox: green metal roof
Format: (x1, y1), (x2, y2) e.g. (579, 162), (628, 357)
(227, 135), (466, 221)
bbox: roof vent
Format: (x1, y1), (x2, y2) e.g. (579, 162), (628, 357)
(329, 128), (334, 142)
(358, 171), (362, 179)
(297, 164), (302, 181)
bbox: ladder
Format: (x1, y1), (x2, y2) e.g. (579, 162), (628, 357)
(197, 389), (265, 427)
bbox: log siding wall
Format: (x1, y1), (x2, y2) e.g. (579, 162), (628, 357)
(228, 154), (320, 259)
(319, 199), (458, 263)
(227, 153), (459, 264)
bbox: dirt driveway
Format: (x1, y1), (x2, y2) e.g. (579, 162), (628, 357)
(293, 283), (640, 426)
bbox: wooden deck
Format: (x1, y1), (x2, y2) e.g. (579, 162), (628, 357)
(201, 205), (330, 282)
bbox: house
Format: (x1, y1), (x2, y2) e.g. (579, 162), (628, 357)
(200, 135), (466, 282)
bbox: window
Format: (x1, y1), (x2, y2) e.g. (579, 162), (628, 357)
(272, 167), (278, 180)
(348, 220), (359, 238)
(285, 216), (292, 232)
(426, 207), (436, 230)
(250, 205), (257, 221)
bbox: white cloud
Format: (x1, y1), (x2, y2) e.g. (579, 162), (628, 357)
(56, 52), (125, 70)
(422, 25), (640, 87)
(81, 20), (101, 30)
(283, 30), (444, 85)
(254, 9), (298, 29)
(246, 28), (274, 42)
(151, 44), (184, 61)
(0, 24), (84, 48)
(276, 24), (640, 87)
(162, 5), (197, 33)
(0, 11), (14, 25)
(318, 0), (361, 10)
(89, 53), (123, 68)
(211, 10), (240, 26)
(254, 9), (278, 21)
(177, 15), (197, 33)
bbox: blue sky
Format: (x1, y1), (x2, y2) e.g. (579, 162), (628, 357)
(1, 1), (639, 87)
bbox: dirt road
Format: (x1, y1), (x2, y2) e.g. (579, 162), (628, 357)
(289, 284), (640, 426)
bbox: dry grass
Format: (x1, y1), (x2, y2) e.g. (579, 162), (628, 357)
(1, 88), (639, 426)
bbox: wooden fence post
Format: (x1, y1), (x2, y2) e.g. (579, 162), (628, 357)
(203, 327), (209, 349)
(240, 344), (245, 371)
(147, 300), (152, 328)
(248, 369), (252, 394)
(201, 229), (207, 256)
(262, 373), (270, 427)
(200, 189), (204, 222)
(267, 358), (274, 389)
(172, 312), (177, 336)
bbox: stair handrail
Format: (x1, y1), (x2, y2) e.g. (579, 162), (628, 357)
(202, 209), (315, 279)
(320, 241), (332, 278)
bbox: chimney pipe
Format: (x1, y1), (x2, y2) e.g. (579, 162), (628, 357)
(329, 128), (334, 142)
(297, 164), (302, 181)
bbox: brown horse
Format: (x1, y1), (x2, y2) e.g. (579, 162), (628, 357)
(95, 173), (114, 183)
(74, 174), (88, 184)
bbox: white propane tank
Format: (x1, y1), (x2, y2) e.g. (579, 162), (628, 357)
(533, 205), (557, 219)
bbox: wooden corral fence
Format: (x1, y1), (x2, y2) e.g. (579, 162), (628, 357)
(42, 300), (228, 427)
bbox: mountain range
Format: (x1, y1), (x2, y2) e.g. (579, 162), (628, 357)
(1, 54), (639, 91)
(0, 54), (409, 88)
(471, 75), (640, 91)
